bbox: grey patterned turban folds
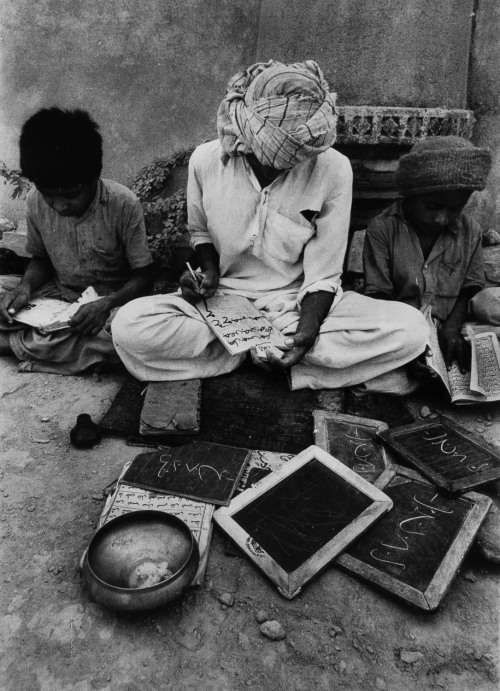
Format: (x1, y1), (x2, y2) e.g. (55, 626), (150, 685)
(217, 60), (337, 170)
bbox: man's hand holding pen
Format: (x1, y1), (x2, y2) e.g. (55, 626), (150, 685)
(180, 262), (219, 307)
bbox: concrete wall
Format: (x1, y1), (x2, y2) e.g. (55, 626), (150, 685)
(0, 0), (262, 221)
(468, 0), (500, 229)
(256, 0), (474, 108)
(1, 0), (498, 231)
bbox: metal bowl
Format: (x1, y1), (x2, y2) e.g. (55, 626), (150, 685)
(82, 511), (200, 612)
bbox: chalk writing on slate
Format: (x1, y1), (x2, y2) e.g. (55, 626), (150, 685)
(214, 446), (393, 598)
(233, 459), (372, 571)
(378, 418), (500, 492)
(314, 411), (389, 484)
(122, 441), (250, 506)
(337, 466), (491, 610)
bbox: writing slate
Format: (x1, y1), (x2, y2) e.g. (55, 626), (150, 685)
(377, 417), (500, 492)
(337, 466), (491, 610)
(122, 441), (250, 506)
(313, 411), (389, 484)
(234, 459), (372, 572)
(214, 445), (393, 598)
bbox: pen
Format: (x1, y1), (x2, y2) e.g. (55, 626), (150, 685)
(186, 262), (209, 311)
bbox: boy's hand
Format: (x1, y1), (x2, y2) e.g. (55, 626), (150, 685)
(180, 268), (219, 304)
(438, 322), (470, 373)
(266, 331), (316, 370)
(68, 298), (113, 336)
(0, 284), (31, 323)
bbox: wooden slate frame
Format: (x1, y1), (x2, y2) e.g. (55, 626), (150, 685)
(337, 465), (491, 610)
(313, 411), (390, 484)
(377, 417), (500, 492)
(214, 445), (393, 599)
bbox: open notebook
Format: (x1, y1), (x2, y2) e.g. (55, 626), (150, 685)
(13, 286), (100, 334)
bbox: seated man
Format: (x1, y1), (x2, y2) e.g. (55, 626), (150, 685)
(363, 136), (492, 371)
(0, 108), (154, 374)
(112, 60), (427, 390)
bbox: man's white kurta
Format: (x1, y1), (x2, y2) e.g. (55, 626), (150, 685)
(112, 140), (428, 388)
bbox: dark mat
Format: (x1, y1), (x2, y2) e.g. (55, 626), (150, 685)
(344, 390), (415, 428)
(100, 362), (345, 454)
(99, 377), (145, 437)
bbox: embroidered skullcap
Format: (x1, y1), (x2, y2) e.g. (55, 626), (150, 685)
(396, 136), (492, 197)
(217, 60), (337, 170)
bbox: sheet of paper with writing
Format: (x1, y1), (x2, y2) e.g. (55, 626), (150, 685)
(446, 327), (500, 403)
(424, 308), (500, 403)
(337, 465), (491, 610)
(470, 331), (500, 400)
(195, 294), (287, 356)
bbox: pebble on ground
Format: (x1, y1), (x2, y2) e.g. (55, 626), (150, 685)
(260, 620), (285, 641)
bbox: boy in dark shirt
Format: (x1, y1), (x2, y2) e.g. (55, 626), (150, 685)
(0, 108), (154, 374)
(364, 136), (491, 371)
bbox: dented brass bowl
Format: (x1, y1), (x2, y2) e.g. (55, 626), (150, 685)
(83, 511), (199, 612)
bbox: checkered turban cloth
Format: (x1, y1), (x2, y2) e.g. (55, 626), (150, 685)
(217, 60), (337, 170)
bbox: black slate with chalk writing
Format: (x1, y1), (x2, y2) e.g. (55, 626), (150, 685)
(122, 441), (250, 506)
(345, 479), (469, 590)
(313, 411), (389, 484)
(337, 466), (491, 610)
(377, 417), (500, 492)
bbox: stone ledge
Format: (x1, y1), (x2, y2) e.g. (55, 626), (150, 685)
(336, 106), (475, 145)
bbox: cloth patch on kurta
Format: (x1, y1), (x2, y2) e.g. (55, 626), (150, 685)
(139, 380), (201, 435)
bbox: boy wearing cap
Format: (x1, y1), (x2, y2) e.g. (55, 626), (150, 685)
(363, 136), (492, 371)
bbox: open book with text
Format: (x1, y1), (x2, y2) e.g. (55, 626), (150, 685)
(424, 307), (500, 404)
(13, 287), (100, 334)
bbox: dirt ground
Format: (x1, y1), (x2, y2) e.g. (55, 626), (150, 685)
(1, 355), (499, 691)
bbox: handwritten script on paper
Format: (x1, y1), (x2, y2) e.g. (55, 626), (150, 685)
(196, 294), (287, 356)
(472, 332), (500, 399)
(346, 480), (470, 591)
(424, 307), (500, 403)
(101, 483), (214, 542)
